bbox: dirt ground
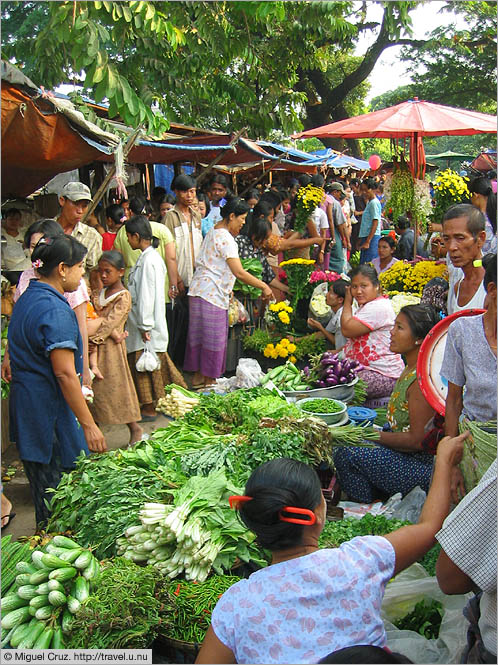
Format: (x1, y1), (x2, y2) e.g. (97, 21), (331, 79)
(1, 412), (173, 542)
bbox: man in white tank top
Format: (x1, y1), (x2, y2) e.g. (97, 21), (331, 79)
(442, 204), (487, 315)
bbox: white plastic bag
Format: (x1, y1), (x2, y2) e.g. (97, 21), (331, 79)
(235, 358), (264, 388)
(382, 564), (472, 664)
(136, 342), (161, 372)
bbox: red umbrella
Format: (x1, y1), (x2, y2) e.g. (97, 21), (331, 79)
(293, 98), (497, 178)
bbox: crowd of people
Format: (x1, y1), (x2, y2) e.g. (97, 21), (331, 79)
(1, 167), (496, 663)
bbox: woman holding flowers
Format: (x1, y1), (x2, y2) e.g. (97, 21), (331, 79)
(184, 197), (272, 388)
(334, 304), (440, 503)
(341, 265), (404, 399)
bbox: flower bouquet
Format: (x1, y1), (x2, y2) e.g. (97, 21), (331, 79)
(265, 301), (294, 333)
(431, 169), (469, 225)
(279, 258), (316, 313)
(263, 337), (297, 362)
(294, 184), (325, 234)
(309, 270), (341, 285)
(379, 260), (447, 296)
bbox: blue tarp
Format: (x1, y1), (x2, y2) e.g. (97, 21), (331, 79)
(305, 148), (370, 170)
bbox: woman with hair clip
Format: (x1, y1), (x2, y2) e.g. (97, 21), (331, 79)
(8, 234), (106, 527)
(468, 176), (497, 255)
(334, 303), (441, 503)
(125, 215), (185, 422)
(371, 235), (399, 275)
(185, 196), (273, 389)
(196, 434), (467, 664)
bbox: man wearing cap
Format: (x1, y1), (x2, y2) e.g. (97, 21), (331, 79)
(327, 182), (350, 273)
(58, 182), (102, 278)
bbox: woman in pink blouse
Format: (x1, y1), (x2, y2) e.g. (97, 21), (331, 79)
(2, 219), (92, 387)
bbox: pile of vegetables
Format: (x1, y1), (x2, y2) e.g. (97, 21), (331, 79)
(1, 536), (99, 649)
(298, 398), (344, 414)
(156, 384), (199, 418)
(164, 576), (241, 644)
(65, 557), (169, 649)
(116, 469), (267, 582)
(260, 361), (309, 391)
(1, 535), (33, 596)
(304, 351), (361, 388)
(319, 514), (441, 577)
(393, 599), (444, 639)
(233, 258), (263, 298)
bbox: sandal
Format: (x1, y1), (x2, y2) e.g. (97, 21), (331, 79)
(1, 512), (16, 529)
(139, 414), (157, 423)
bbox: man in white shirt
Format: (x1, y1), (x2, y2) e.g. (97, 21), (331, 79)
(204, 174), (229, 225)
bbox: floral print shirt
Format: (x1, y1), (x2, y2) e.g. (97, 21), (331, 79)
(386, 367), (417, 432)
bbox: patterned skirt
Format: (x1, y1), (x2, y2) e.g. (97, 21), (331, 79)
(184, 296), (228, 379)
(127, 351), (166, 406)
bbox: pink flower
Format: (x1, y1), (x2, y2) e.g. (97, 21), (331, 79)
(32, 259), (44, 269)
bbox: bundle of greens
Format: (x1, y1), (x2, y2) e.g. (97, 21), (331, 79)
(47, 448), (186, 559)
(319, 514), (441, 576)
(350, 378), (368, 406)
(319, 514), (410, 548)
(233, 258), (263, 298)
(393, 599), (444, 639)
(163, 576), (241, 644)
(117, 469), (266, 582)
(65, 558), (169, 649)
(1, 535), (33, 596)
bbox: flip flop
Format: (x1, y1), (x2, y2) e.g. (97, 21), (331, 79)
(192, 382), (205, 390)
(139, 414), (157, 423)
(1, 512), (16, 528)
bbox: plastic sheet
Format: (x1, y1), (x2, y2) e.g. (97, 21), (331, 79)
(382, 564), (471, 664)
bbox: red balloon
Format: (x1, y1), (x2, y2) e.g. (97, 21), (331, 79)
(368, 154), (382, 170)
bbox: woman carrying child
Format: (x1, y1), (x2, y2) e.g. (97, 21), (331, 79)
(89, 251), (143, 445)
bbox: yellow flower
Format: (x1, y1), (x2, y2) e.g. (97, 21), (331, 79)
(287, 343), (297, 353)
(269, 303), (278, 312)
(279, 348), (289, 358)
(290, 355), (297, 363)
(279, 312), (290, 325)
(280, 338), (290, 347)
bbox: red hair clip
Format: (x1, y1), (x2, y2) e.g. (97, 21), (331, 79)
(279, 506), (316, 525)
(229, 495), (253, 510)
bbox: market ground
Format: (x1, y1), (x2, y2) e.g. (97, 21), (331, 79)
(2, 413), (173, 542)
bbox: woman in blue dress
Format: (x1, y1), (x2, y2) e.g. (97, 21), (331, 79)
(8, 234), (106, 527)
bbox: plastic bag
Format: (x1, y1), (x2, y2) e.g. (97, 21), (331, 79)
(228, 297), (249, 327)
(391, 485), (427, 523)
(209, 358), (264, 394)
(309, 282), (332, 326)
(136, 342), (161, 372)
(382, 564), (472, 664)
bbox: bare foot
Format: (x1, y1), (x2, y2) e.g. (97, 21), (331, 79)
(1, 494), (13, 528)
(127, 423), (143, 446)
(91, 366), (104, 380)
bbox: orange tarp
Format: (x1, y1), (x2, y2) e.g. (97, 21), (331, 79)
(2, 83), (106, 197)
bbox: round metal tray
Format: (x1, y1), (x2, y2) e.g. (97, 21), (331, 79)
(283, 377), (358, 403)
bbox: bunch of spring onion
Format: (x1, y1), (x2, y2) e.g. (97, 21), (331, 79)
(116, 470), (265, 582)
(156, 385), (199, 418)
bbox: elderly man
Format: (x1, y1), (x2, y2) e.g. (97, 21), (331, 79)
(57, 182), (102, 281)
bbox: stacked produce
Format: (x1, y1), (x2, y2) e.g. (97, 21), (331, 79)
(164, 576), (241, 644)
(1, 535), (33, 596)
(304, 351), (361, 388)
(1, 536), (99, 649)
(65, 557), (170, 649)
(116, 469), (266, 582)
(156, 384), (199, 418)
(260, 361), (309, 391)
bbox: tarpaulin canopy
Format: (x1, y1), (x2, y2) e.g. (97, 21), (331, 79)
(1, 61), (120, 198)
(293, 99), (497, 179)
(304, 148), (370, 171)
(471, 149), (497, 173)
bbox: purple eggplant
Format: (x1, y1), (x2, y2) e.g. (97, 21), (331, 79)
(335, 361), (343, 376)
(339, 376), (348, 384)
(321, 352), (336, 361)
(316, 380), (327, 388)
(326, 376), (339, 386)
(303, 366), (310, 376)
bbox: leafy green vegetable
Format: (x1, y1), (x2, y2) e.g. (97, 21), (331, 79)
(65, 558), (170, 649)
(350, 378), (368, 406)
(299, 398), (344, 414)
(393, 599), (444, 639)
(233, 258), (263, 298)
(163, 576), (241, 644)
(319, 514), (411, 548)
(242, 328), (272, 353)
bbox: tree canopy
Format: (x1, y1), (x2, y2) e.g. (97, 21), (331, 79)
(1, 1), (494, 158)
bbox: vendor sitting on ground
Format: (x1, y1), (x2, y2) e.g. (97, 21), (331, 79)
(307, 279), (349, 350)
(334, 304), (440, 503)
(196, 436), (467, 665)
(341, 265), (404, 399)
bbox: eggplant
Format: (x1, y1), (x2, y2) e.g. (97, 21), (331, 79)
(339, 376), (348, 384)
(303, 366), (310, 376)
(316, 380), (327, 388)
(326, 376), (339, 386)
(321, 352), (335, 361)
(321, 358), (336, 367)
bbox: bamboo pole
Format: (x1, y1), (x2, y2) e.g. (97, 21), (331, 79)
(196, 127), (248, 185)
(81, 126), (143, 223)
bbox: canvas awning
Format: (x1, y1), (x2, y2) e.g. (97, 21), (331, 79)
(1, 61), (120, 198)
